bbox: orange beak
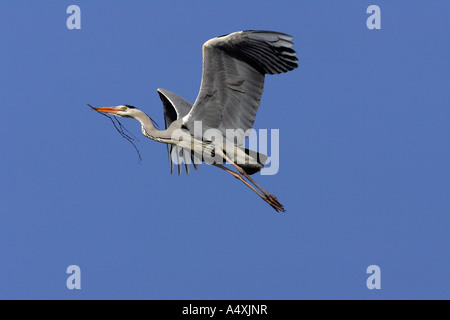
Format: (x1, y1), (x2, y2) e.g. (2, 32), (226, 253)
(92, 106), (123, 115)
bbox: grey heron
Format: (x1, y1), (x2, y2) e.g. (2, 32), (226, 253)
(92, 30), (298, 212)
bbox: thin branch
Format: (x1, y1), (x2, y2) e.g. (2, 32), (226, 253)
(88, 104), (142, 164)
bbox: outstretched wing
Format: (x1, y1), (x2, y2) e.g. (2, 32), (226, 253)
(157, 88), (199, 175)
(182, 30), (298, 146)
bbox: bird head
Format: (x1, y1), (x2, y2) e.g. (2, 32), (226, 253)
(91, 104), (160, 129)
(92, 105), (140, 118)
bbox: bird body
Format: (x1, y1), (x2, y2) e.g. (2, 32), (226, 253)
(92, 30), (298, 212)
(126, 103), (266, 176)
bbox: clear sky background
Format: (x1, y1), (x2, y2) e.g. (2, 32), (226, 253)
(0, 1), (448, 299)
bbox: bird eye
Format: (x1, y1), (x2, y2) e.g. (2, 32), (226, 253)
(122, 106), (128, 111)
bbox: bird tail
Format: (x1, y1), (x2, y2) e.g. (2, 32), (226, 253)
(237, 148), (268, 175)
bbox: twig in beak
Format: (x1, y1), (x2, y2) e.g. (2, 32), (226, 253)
(88, 104), (142, 164)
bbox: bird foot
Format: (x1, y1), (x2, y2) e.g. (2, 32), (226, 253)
(264, 194), (285, 213)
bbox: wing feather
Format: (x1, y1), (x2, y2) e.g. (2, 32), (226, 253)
(157, 88), (200, 175)
(183, 30), (298, 146)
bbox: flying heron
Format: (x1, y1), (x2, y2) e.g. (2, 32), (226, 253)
(92, 30), (298, 212)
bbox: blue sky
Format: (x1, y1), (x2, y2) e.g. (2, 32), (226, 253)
(0, 1), (448, 299)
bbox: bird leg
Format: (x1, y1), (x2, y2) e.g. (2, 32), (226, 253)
(214, 149), (285, 212)
(233, 163), (285, 212)
(213, 164), (284, 212)
(222, 152), (284, 212)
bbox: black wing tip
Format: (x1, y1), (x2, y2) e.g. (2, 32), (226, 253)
(243, 31), (299, 74)
(218, 30), (295, 42)
(243, 30), (294, 37)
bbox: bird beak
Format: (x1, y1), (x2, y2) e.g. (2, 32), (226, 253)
(92, 106), (122, 115)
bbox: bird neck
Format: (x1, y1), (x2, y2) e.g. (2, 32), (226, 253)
(134, 111), (167, 142)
